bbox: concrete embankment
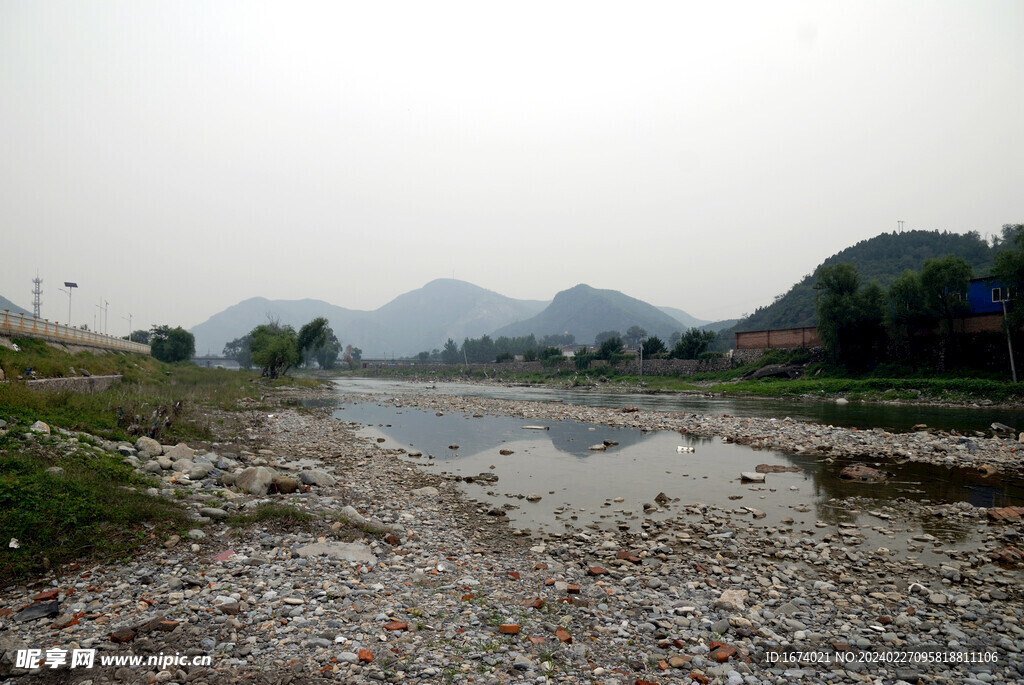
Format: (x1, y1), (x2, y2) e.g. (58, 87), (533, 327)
(21, 374), (122, 394)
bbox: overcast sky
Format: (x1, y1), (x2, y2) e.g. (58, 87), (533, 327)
(2, 1), (1022, 333)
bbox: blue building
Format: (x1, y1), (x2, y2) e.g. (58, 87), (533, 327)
(967, 276), (1011, 315)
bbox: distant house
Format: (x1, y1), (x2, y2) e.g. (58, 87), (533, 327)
(967, 276), (1012, 315)
(735, 276), (1016, 350)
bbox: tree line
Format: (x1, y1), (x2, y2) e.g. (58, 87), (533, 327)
(816, 225), (1024, 371)
(417, 326), (720, 366)
(222, 318), (361, 377)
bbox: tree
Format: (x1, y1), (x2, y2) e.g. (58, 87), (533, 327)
(594, 330), (622, 346)
(670, 328), (716, 359)
(815, 264), (886, 369)
(994, 231), (1024, 332)
(642, 335), (666, 357)
(417, 351), (430, 363)
(920, 255), (972, 335)
(669, 331), (682, 347)
(540, 333), (575, 347)
(129, 329), (151, 345)
(573, 347), (593, 370)
(249, 321), (300, 378)
(314, 331), (341, 370)
(342, 344), (362, 368)
(462, 335), (496, 363)
(886, 270), (927, 364)
(297, 318), (330, 362)
(624, 325), (647, 349)
(596, 336), (624, 361)
(441, 338), (461, 365)
(150, 325), (195, 363)
(223, 334), (254, 369)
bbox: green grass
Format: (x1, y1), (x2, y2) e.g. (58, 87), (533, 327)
(0, 343), (326, 584)
(226, 502), (313, 528)
(0, 430), (189, 585)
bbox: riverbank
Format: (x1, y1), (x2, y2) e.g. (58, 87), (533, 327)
(344, 365), (1024, 410)
(3, 384), (1022, 685)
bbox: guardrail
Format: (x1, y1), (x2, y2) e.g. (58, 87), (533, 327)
(0, 310), (151, 355)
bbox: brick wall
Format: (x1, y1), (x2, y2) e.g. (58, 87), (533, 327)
(735, 327), (820, 349)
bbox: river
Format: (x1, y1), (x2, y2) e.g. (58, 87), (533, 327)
(325, 377), (1024, 569)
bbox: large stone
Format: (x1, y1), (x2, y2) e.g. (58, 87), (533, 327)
(29, 421), (50, 434)
(16, 601), (59, 622)
(272, 476), (300, 494)
(186, 463), (209, 480)
(740, 472), (766, 483)
(136, 436), (162, 456)
(839, 463), (886, 482)
(235, 467), (276, 494)
(164, 443), (195, 461)
(714, 590), (748, 612)
(294, 542), (377, 564)
(298, 469), (336, 487)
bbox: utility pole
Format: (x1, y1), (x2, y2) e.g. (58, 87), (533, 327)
(122, 313), (133, 341)
(1001, 296), (1017, 383)
(898, 220), (904, 233)
(31, 273), (42, 319)
(104, 300), (109, 335)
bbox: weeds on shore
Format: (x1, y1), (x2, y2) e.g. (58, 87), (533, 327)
(0, 430), (189, 585)
(0, 343), (325, 584)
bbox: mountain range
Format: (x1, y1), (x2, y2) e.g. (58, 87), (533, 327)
(189, 279), (713, 357)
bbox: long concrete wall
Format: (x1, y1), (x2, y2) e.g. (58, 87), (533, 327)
(0, 310), (150, 355)
(24, 374), (122, 394)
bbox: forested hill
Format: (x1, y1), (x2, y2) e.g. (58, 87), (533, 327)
(733, 230), (996, 332)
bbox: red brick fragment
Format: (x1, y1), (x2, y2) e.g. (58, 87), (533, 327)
(384, 533), (401, 546)
(357, 649), (374, 663)
(33, 590), (59, 602)
(554, 627), (572, 643)
(566, 584), (581, 594)
(383, 621), (408, 631)
(587, 566), (608, 576)
(507, 571), (520, 580)
(520, 597), (544, 609)
(534, 562), (548, 570)
(499, 624), (520, 634)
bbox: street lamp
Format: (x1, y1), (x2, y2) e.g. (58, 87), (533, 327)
(58, 282), (77, 326)
(122, 313), (133, 341)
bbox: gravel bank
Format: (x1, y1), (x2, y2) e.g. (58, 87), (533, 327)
(2, 386), (1022, 685)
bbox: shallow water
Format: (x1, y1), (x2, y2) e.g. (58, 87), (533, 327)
(329, 386), (1024, 568)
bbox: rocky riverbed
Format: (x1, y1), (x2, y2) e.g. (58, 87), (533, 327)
(2, 386), (1023, 685)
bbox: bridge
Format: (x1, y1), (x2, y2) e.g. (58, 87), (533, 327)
(1, 310), (150, 355)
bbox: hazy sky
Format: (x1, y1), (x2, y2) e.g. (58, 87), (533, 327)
(2, 1), (1022, 333)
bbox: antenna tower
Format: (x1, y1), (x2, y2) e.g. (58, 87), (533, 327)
(32, 273), (43, 318)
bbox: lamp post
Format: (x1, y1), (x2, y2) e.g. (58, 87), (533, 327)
(122, 313), (133, 341)
(58, 282), (77, 326)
